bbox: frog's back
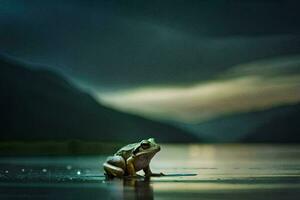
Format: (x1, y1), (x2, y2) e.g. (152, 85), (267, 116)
(115, 143), (138, 159)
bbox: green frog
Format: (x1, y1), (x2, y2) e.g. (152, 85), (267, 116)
(103, 138), (164, 178)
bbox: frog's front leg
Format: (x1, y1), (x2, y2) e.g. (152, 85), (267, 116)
(126, 156), (137, 176)
(143, 166), (164, 177)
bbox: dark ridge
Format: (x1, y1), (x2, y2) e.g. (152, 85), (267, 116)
(0, 54), (199, 143)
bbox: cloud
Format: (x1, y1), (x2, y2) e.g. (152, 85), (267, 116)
(97, 56), (300, 123)
(223, 55), (300, 77)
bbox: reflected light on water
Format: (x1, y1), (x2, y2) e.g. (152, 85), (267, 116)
(152, 182), (300, 192)
(187, 144), (218, 166)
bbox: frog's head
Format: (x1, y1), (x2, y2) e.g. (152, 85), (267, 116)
(133, 138), (161, 157)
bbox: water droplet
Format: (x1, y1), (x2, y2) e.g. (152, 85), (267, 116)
(77, 170), (81, 175)
(21, 169), (25, 172)
(66, 165), (72, 170)
(5, 170), (8, 174)
(42, 169), (47, 173)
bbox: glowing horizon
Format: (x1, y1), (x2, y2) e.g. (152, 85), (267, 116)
(96, 74), (300, 123)
(95, 56), (300, 123)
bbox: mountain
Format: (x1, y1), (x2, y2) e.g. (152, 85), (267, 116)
(0, 54), (198, 143)
(242, 104), (300, 143)
(179, 103), (300, 143)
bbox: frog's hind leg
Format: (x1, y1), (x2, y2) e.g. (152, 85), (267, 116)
(103, 162), (124, 178)
(103, 156), (126, 178)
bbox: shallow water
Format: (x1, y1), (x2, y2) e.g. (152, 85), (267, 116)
(0, 144), (300, 199)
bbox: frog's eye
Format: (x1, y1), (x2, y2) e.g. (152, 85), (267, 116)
(141, 141), (150, 149)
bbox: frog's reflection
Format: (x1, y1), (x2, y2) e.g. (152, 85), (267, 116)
(123, 177), (153, 200)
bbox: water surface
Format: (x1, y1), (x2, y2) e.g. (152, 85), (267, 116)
(1, 144), (300, 199)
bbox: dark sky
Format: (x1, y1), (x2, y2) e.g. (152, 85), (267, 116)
(1, 0), (300, 122)
(1, 0), (300, 87)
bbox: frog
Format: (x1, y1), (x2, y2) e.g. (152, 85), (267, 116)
(103, 138), (164, 178)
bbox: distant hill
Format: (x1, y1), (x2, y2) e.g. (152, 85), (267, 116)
(179, 103), (300, 143)
(242, 104), (300, 143)
(0, 54), (198, 143)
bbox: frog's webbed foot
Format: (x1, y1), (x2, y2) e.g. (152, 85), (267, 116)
(124, 174), (144, 180)
(148, 172), (165, 177)
(143, 166), (164, 177)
